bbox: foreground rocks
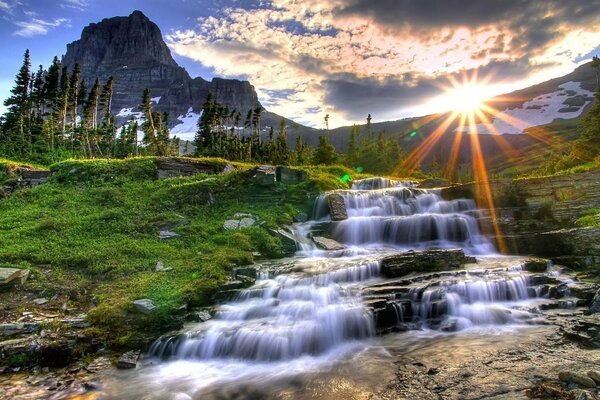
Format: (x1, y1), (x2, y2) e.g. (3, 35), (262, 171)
(0, 268), (29, 291)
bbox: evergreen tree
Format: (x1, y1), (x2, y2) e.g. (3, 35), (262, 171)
(312, 135), (337, 165)
(4, 49), (31, 118)
(58, 66), (70, 135)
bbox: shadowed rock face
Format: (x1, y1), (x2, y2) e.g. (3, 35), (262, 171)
(61, 10), (260, 127)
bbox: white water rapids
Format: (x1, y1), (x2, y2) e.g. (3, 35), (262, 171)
(101, 177), (564, 399)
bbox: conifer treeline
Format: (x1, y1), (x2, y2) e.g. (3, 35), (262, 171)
(0, 49), (178, 163)
(2, 49), (406, 174)
(193, 96), (405, 171)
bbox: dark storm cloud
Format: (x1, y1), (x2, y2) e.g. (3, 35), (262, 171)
(335, 0), (600, 55)
(322, 59), (543, 120)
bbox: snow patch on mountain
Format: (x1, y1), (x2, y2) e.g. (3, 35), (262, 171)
(170, 107), (202, 140)
(151, 96), (161, 104)
(462, 81), (594, 135)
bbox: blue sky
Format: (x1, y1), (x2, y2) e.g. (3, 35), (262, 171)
(2, 1), (600, 127)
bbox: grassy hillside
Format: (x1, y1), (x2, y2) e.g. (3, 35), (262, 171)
(0, 157), (362, 347)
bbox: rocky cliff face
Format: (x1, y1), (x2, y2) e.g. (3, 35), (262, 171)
(442, 170), (600, 264)
(61, 11), (260, 133)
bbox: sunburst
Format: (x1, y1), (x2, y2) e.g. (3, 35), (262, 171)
(391, 70), (570, 253)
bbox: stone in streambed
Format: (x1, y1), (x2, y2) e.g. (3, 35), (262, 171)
(327, 193), (347, 221)
(558, 371), (596, 388)
(293, 212), (308, 223)
(117, 350), (140, 369)
(587, 370), (600, 385)
(381, 249), (474, 278)
(522, 258), (548, 272)
(312, 236), (344, 251)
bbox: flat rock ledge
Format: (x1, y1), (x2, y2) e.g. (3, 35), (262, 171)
(381, 249), (476, 278)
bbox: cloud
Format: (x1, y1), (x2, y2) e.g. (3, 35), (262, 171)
(12, 17), (70, 37)
(60, 0), (89, 11)
(166, 1), (600, 127)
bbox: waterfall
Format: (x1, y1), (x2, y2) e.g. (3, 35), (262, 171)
(149, 259), (380, 361)
(327, 179), (495, 254)
(147, 177), (544, 379)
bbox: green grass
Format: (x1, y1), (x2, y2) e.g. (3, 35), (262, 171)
(576, 208), (600, 227)
(0, 157), (356, 347)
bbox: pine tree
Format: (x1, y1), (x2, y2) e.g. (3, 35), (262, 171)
(140, 88), (156, 151)
(4, 49), (31, 117)
(58, 66), (70, 135)
(69, 64), (80, 131)
(274, 118), (290, 165)
(313, 135), (337, 165)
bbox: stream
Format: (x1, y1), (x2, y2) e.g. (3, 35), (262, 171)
(95, 178), (592, 399)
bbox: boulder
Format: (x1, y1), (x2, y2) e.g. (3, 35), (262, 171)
(587, 370), (600, 385)
(133, 299), (156, 314)
(159, 230), (180, 240)
(276, 166), (308, 184)
(223, 214), (258, 230)
(117, 350), (140, 369)
(522, 258), (548, 272)
(0, 268), (29, 291)
(270, 228), (300, 255)
(293, 213), (309, 223)
(156, 158), (223, 179)
(155, 261), (173, 272)
(253, 165), (276, 186)
(328, 193), (348, 221)
(312, 236), (344, 251)
(558, 371), (596, 388)
(381, 249), (475, 278)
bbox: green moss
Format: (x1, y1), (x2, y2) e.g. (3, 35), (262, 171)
(576, 208), (600, 227)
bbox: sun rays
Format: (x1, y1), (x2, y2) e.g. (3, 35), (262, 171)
(392, 70), (571, 253)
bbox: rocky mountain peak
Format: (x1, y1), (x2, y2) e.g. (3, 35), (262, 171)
(60, 11), (261, 136)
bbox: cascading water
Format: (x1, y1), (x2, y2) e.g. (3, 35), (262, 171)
(328, 179), (495, 254)
(131, 177), (560, 398)
(149, 258), (380, 361)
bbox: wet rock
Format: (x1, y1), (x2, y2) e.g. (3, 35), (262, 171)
(312, 236), (344, 251)
(587, 370), (600, 385)
(276, 166), (307, 184)
(522, 258), (548, 272)
(253, 165), (276, 186)
(85, 356), (112, 373)
(117, 350), (140, 369)
(270, 228), (301, 256)
(327, 193), (347, 221)
(293, 212), (308, 223)
(568, 282), (599, 302)
(133, 299), (156, 314)
(381, 249), (474, 278)
(558, 371), (596, 388)
(196, 310), (212, 322)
